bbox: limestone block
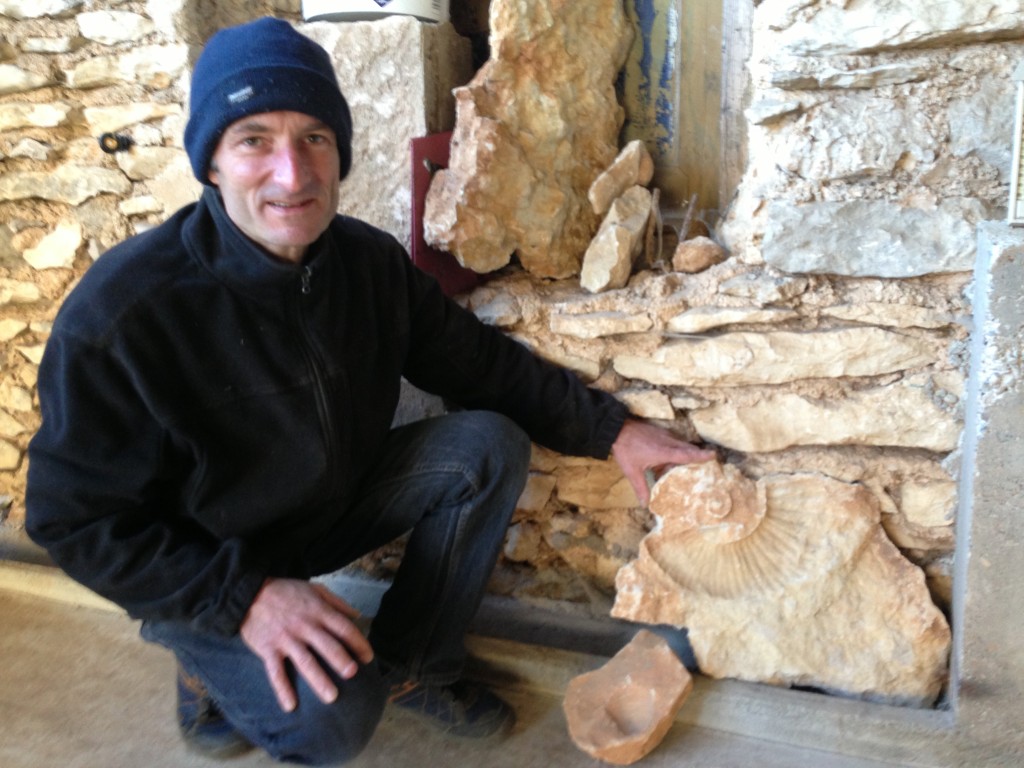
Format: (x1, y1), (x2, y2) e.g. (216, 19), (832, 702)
(745, 97), (802, 126)
(423, 0), (633, 278)
(948, 74), (1015, 182)
(0, 320), (27, 342)
(515, 473), (557, 515)
(16, 345), (45, 365)
(671, 236), (727, 273)
(23, 220), (82, 270)
(581, 186), (653, 293)
(147, 153), (201, 215)
(771, 63), (928, 91)
(898, 480), (957, 528)
(84, 103), (183, 135)
(718, 272), (808, 304)
(0, 0), (82, 18)
(11, 139), (51, 161)
(774, 99), (939, 182)
(618, 389), (674, 421)
(0, 102), (73, 131)
(550, 311), (653, 340)
(470, 293), (522, 328)
(759, 0), (1024, 56)
(119, 196), (163, 217)
(77, 11), (155, 45)
(0, 440), (21, 471)
(614, 328), (936, 387)
(2, 383), (33, 413)
(689, 382), (961, 453)
(0, 280), (41, 305)
(667, 306), (798, 334)
(302, 18), (472, 250)
(821, 303), (954, 330)
(116, 147), (181, 181)
(66, 44), (189, 89)
(564, 630), (692, 765)
(588, 140), (655, 216)
(0, 410), (28, 439)
(555, 461), (639, 510)
(0, 165), (131, 206)
(504, 522), (546, 563)
(0, 64), (53, 95)
(20, 37), (81, 54)
(613, 464), (952, 705)
(761, 199), (985, 278)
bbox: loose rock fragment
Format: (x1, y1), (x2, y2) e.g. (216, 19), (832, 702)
(564, 629), (692, 765)
(671, 236), (726, 273)
(588, 139), (655, 216)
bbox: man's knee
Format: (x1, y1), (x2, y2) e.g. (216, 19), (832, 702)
(459, 411), (531, 477)
(254, 672), (386, 766)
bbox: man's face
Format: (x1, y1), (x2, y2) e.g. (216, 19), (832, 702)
(208, 110), (340, 264)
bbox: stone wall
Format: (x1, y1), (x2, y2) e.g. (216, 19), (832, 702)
(453, 1), (1021, 636)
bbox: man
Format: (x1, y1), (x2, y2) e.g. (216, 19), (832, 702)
(25, 17), (713, 766)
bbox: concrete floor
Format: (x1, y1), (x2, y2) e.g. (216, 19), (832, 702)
(1, 580), (904, 768)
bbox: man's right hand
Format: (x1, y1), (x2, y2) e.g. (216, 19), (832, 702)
(239, 577), (375, 712)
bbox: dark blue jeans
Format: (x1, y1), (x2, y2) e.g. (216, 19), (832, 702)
(142, 411), (532, 765)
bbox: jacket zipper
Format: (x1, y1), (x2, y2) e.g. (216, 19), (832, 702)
(294, 266), (340, 499)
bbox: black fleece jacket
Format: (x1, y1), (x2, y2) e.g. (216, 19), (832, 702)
(25, 189), (629, 637)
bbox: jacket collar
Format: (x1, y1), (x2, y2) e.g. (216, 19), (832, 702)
(183, 186), (332, 302)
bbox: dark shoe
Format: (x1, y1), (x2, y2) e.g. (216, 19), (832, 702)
(388, 678), (515, 738)
(176, 664), (253, 759)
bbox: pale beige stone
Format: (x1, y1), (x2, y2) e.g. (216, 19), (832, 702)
(613, 464), (952, 705)
(66, 45), (189, 89)
(0, 410), (28, 439)
(20, 37), (81, 54)
(0, 64), (53, 95)
(564, 630), (692, 765)
(116, 147), (181, 181)
(424, 0), (633, 278)
(667, 306), (798, 334)
(581, 186), (653, 293)
(515, 473), (557, 515)
(77, 11), (155, 45)
(0, 165), (131, 206)
(618, 389), (674, 421)
(0, 280), (41, 305)
(146, 154), (202, 215)
(16, 345), (45, 366)
(613, 328), (937, 387)
(0, 0), (82, 19)
(84, 103), (183, 135)
(550, 311), (653, 340)
(1, 383), (34, 413)
(690, 383), (961, 453)
(555, 461), (639, 510)
(0, 439), (21, 471)
(470, 293), (522, 328)
(0, 320), (27, 342)
(671, 236), (727, 273)
(899, 480), (958, 528)
(23, 220), (82, 270)
(764, 0), (1024, 56)
(718, 272), (809, 304)
(11, 139), (51, 161)
(119, 196), (164, 217)
(588, 140), (655, 216)
(0, 102), (72, 131)
(821, 303), (955, 330)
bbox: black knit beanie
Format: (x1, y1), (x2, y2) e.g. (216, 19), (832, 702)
(184, 17), (353, 184)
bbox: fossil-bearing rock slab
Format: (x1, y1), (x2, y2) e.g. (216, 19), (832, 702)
(612, 463), (951, 705)
(423, 0), (633, 278)
(564, 629), (692, 765)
